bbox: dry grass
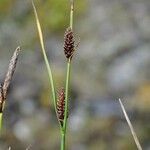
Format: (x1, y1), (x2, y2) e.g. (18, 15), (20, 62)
(119, 99), (142, 150)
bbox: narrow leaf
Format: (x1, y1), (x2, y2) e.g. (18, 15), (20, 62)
(32, 0), (60, 127)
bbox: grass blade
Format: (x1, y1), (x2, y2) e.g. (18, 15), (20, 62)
(119, 99), (142, 150)
(32, 0), (58, 122)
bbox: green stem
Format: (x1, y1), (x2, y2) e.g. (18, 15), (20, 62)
(70, 0), (74, 30)
(61, 130), (65, 150)
(63, 0), (74, 132)
(62, 59), (71, 150)
(61, 1), (74, 149)
(0, 113), (3, 133)
(63, 59), (71, 132)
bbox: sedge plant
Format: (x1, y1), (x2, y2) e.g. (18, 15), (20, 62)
(32, 0), (76, 149)
(0, 47), (20, 133)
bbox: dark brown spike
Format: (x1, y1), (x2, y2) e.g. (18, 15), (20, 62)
(2, 47), (21, 99)
(57, 88), (66, 127)
(64, 27), (74, 59)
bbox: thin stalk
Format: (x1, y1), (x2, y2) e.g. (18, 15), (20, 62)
(61, 131), (65, 150)
(70, 0), (74, 30)
(61, 1), (74, 149)
(63, 59), (71, 132)
(60, 59), (71, 150)
(0, 113), (2, 133)
(32, 1), (61, 127)
(119, 99), (142, 150)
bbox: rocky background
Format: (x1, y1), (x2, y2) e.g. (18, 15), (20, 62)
(0, 0), (150, 149)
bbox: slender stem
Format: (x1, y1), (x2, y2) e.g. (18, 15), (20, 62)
(63, 59), (71, 132)
(61, 131), (65, 150)
(32, 1), (62, 128)
(61, 1), (74, 149)
(0, 113), (3, 133)
(61, 59), (71, 150)
(70, 0), (74, 30)
(63, 0), (74, 132)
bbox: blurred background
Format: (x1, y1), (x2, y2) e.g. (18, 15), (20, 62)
(0, 0), (150, 149)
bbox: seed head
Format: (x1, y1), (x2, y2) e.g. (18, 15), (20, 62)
(3, 47), (20, 99)
(0, 47), (20, 113)
(57, 88), (66, 126)
(64, 27), (74, 59)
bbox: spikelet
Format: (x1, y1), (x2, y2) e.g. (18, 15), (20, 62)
(0, 47), (20, 113)
(64, 27), (74, 59)
(3, 47), (20, 99)
(57, 88), (66, 126)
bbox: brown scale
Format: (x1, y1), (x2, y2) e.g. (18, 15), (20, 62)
(64, 27), (74, 59)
